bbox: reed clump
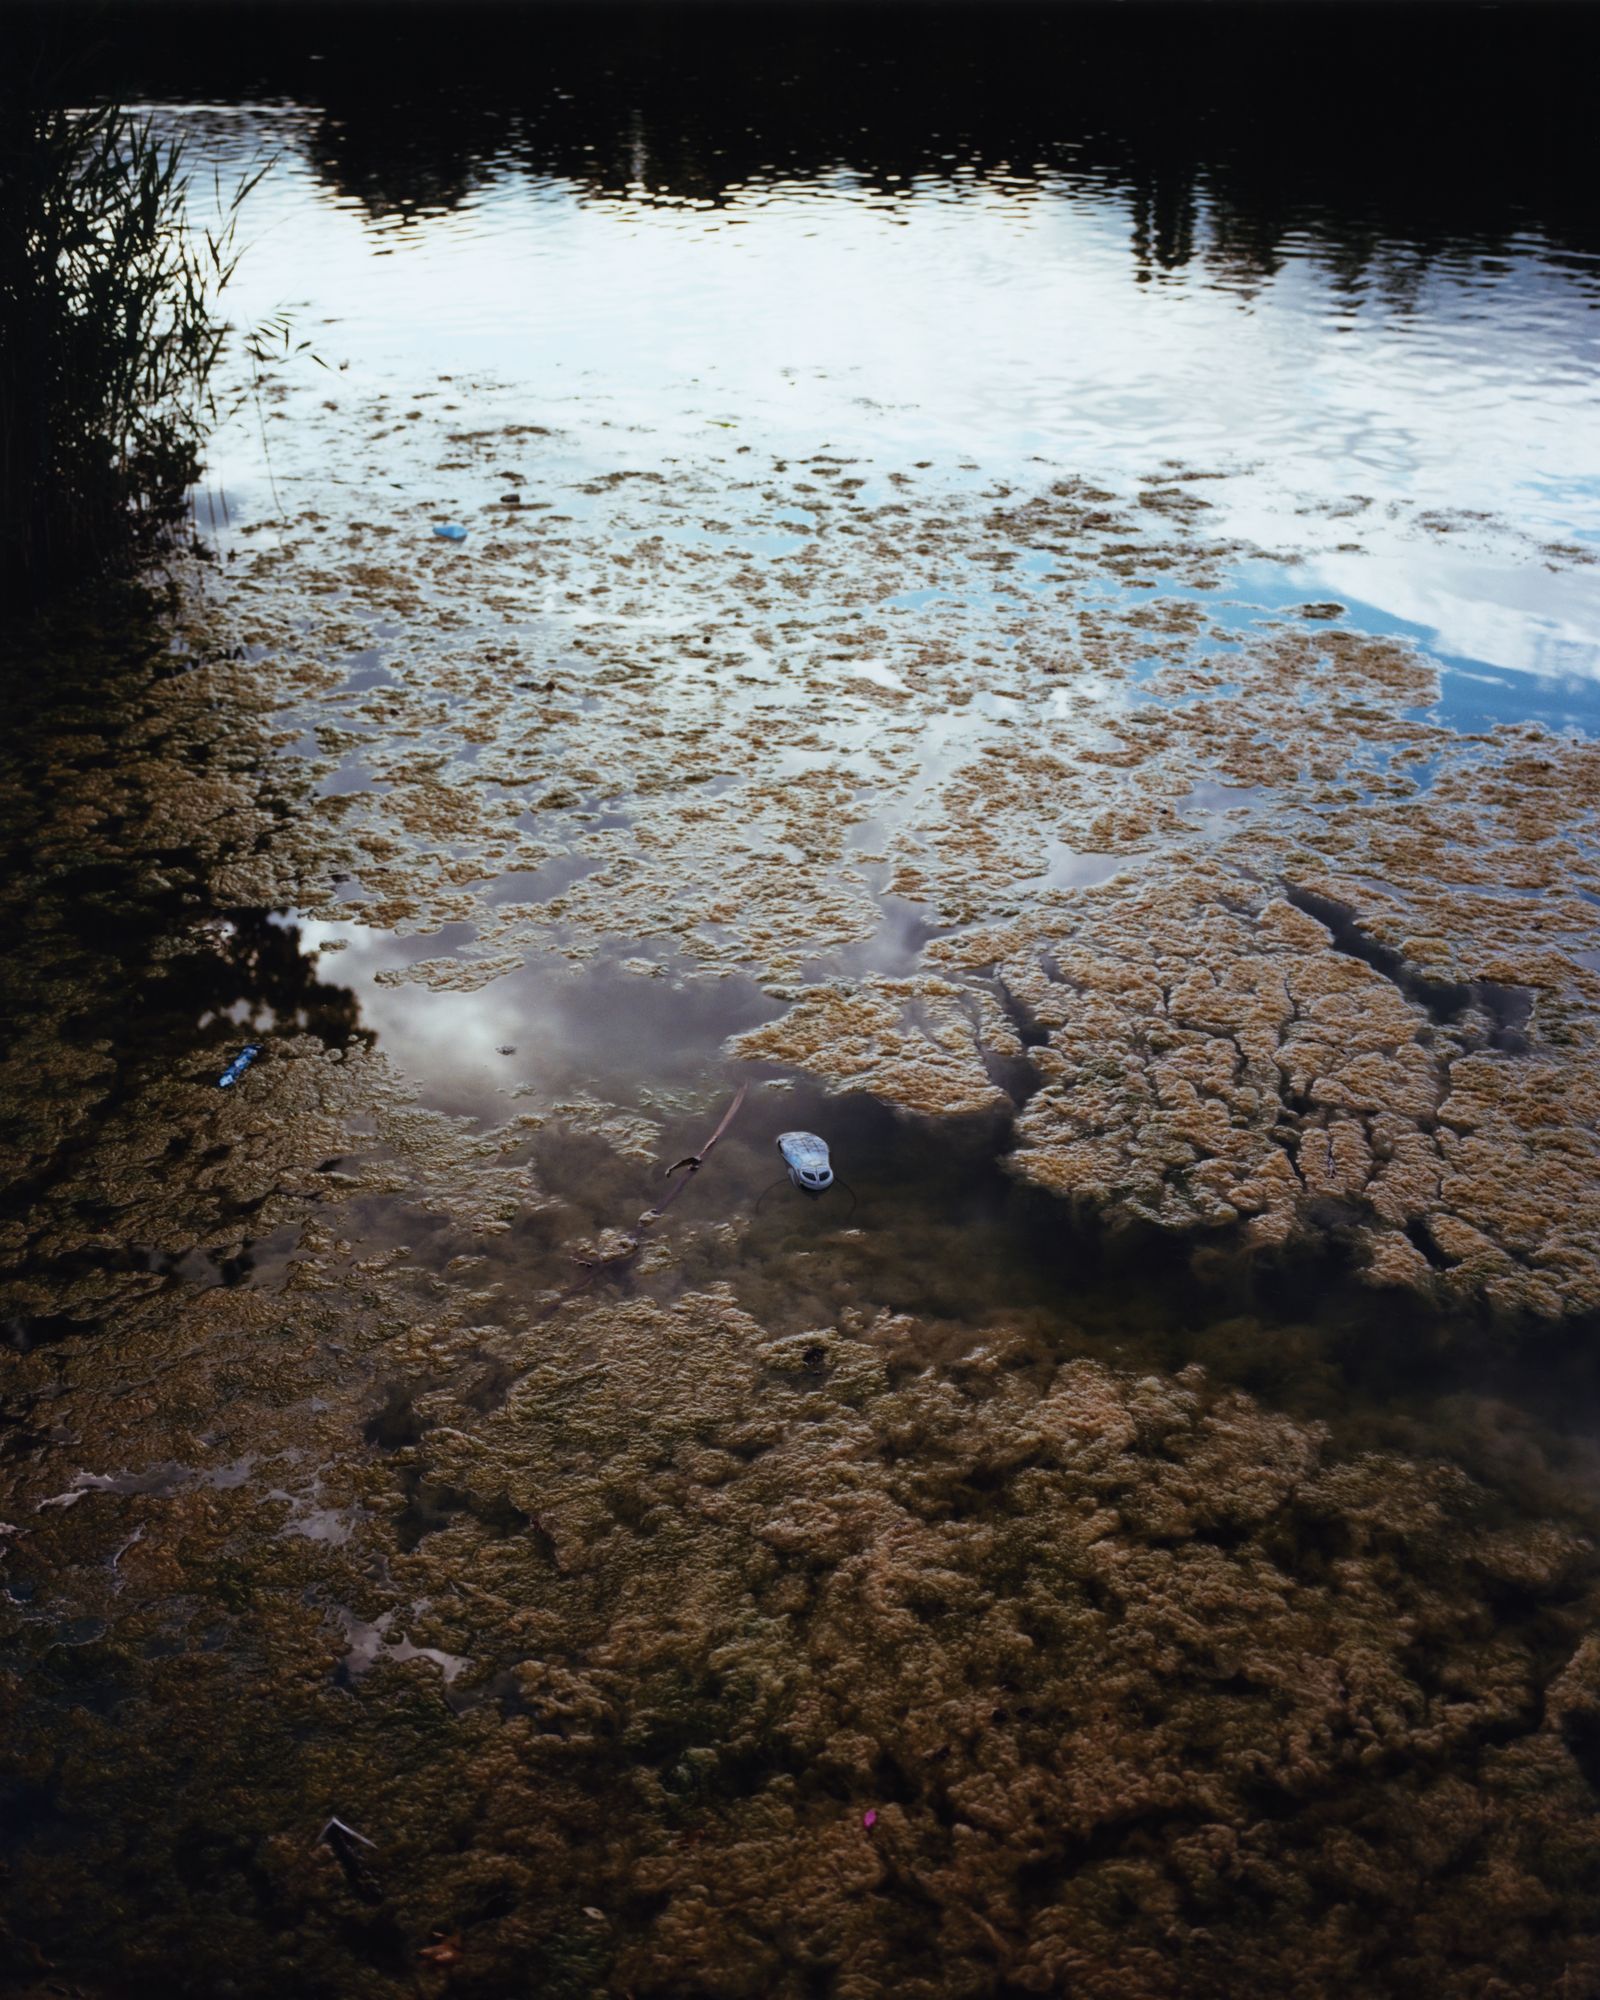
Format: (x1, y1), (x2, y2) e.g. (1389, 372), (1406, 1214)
(0, 100), (255, 600)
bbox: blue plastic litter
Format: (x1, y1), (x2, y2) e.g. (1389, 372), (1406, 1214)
(432, 522), (469, 542)
(778, 1131), (834, 1192)
(218, 1043), (262, 1089)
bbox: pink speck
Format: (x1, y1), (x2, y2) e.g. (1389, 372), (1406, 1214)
(862, 1810), (878, 1830)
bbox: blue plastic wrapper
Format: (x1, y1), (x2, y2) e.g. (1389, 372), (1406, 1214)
(217, 1043), (262, 1089)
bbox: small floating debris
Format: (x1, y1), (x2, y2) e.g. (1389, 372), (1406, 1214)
(432, 521), (469, 542)
(756, 1130), (857, 1217)
(778, 1130), (834, 1191)
(316, 1815), (382, 1904)
(217, 1043), (262, 1089)
(533, 1084), (748, 1324)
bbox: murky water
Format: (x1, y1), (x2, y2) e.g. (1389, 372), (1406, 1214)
(6, 7), (1600, 1996)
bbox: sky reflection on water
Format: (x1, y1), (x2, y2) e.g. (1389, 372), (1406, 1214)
(157, 83), (1600, 698)
(214, 132), (1600, 500)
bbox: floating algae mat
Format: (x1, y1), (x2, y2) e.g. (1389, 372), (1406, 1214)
(7, 20), (1600, 1997)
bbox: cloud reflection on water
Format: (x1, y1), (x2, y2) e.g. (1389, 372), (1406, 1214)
(153, 86), (1600, 694)
(285, 915), (780, 1124)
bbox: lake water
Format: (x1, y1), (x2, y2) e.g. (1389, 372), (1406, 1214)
(176, 9), (1600, 693)
(6, 6), (1600, 1996)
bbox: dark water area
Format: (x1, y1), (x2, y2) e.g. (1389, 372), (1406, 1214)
(28, 1), (1600, 267)
(23, 0), (1595, 690)
(6, 7), (1600, 1998)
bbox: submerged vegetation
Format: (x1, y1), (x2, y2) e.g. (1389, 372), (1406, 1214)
(0, 97), (257, 599)
(5, 7), (1600, 1994)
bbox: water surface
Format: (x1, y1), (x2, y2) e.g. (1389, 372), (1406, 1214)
(6, 8), (1600, 1996)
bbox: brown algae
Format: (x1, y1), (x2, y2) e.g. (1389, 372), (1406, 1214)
(5, 382), (1600, 1998)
